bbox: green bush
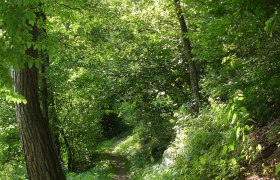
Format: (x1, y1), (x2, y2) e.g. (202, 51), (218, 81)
(67, 160), (114, 180)
(135, 91), (259, 179)
(0, 161), (26, 180)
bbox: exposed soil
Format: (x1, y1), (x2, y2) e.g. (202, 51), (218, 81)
(245, 119), (280, 180)
(110, 152), (129, 180)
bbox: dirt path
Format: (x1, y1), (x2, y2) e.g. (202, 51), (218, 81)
(110, 152), (129, 180)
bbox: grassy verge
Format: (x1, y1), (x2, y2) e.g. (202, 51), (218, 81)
(67, 132), (131, 179)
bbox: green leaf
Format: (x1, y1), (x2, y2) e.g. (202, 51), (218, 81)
(28, 61), (33, 68)
(245, 125), (251, 131)
(231, 158), (237, 165)
(227, 109), (232, 121)
(275, 163), (280, 175)
(238, 96), (244, 101)
(230, 60), (235, 68)
(228, 144), (235, 151)
(236, 127), (241, 139)
(34, 60), (41, 68)
(26, 42), (32, 49)
(247, 118), (256, 123)
(240, 107), (247, 114)
(231, 113), (237, 124)
(242, 129), (245, 142)
(221, 145), (227, 155)
(256, 144), (262, 152)
(200, 157), (206, 165)
(29, 19), (35, 26)
(231, 105), (235, 111)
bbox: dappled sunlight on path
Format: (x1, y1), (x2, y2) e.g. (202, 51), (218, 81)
(110, 152), (129, 180)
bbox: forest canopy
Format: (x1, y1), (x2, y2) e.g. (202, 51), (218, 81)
(0, 0), (280, 179)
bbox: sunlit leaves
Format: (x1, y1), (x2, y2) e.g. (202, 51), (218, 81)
(275, 163), (280, 175)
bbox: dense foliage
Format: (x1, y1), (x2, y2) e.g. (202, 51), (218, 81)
(0, 0), (279, 179)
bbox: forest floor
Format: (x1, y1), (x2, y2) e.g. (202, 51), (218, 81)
(66, 135), (131, 180)
(110, 136), (130, 179)
(70, 122), (279, 180)
(110, 152), (129, 180)
(245, 119), (280, 179)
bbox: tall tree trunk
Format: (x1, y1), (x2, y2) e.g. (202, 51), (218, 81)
(13, 9), (65, 180)
(40, 7), (50, 122)
(39, 9), (63, 162)
(174, 0), (200, 113)
(41, 61), (49, 120)
(41, 57), (62, 162)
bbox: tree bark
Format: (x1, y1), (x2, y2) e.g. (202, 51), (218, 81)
(174, 0), (200, 112)
(41, 56), (63, 162)
(41, 61), (49, 120)
(39, 8), (63, 163)
(12, 9), (65, 180)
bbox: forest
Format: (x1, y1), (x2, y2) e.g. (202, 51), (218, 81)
(0, 0), (280, 179)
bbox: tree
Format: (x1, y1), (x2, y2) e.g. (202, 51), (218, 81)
(9, 3), (65, 179)
(173, 0), (200, 112)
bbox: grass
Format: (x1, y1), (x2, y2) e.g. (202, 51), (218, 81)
(67, 132), (131, 180)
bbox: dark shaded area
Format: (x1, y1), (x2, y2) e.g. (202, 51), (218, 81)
(244, 119), (280, 179)
(101, 112), (129, 139)
(74, 153), (110, 172)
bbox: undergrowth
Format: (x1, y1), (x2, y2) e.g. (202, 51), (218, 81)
(115, 91), (262, 179)
(66, 132), (130, 180)
(67, 159), (114, 180)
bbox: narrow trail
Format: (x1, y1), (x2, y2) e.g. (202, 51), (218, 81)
(110, 152), (129, 180)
